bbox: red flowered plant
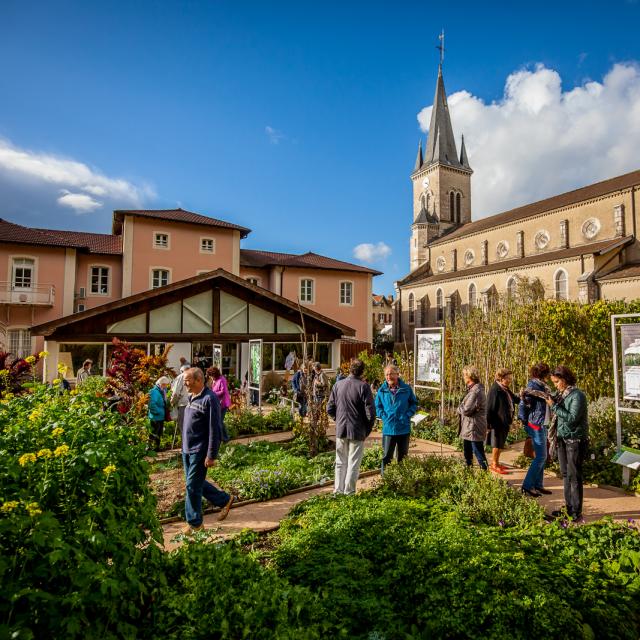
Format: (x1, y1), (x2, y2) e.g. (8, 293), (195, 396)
(105, 338), (174, 416)
(0, 351), (42, 397)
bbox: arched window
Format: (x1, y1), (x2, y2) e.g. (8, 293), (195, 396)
(408, 293), (415, 323)
(436, 288), (444, 322)
(456, 192), (462, 223)
(468, 283), (477, 308)
(449, 192), (455, 221)
(506, 277), (517, 300)
(555, 269), (568, 301)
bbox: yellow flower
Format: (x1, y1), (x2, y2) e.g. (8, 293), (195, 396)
(24, 356), (36, 365)
(52, 378), (61, 385)
(18, 453), (37, 466)
(1, 500), (19, 513)
(29, 409), (42, 422)
(54, 445), (70, 458)
(39, 351), (49, 358)
(70, 389), (79, 396)
(57, 363), (68, 374)
(103, 464), (117, 475)
(25, 502), (42, 517)
(37, 448), (52, 459)
(51, 427), (64, 437)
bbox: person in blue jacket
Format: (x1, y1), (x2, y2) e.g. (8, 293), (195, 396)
(375, 364), (418, 472)
(148, 376), (171, 451)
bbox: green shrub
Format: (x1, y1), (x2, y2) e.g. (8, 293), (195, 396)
(0, 382), (162, 639)
(224, 407), (294, 438)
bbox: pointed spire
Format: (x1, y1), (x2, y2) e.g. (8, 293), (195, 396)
(460, 134), (471, 169)
(424, 65), (464, 169)
(414, 140), (424, 171)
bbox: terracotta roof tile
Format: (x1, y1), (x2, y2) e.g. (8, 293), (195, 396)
(430, 169), (640, 246)
(400, 236), (633, 287)
(240, 249), (382, 275)
(0, 219), (77, 248)
(114, 208), (251, 237)
(33, 229), (122, 254)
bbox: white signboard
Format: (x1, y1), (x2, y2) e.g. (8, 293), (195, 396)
(416, 330), (443, 386)
(621, 324), (640, 400)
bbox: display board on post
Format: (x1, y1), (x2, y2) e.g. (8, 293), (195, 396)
(248, 339), (262, 409)
(414, 327), (445, 424)
(610, 313), (640, 485)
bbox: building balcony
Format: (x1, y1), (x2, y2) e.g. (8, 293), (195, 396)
(0, 283), (55, 306)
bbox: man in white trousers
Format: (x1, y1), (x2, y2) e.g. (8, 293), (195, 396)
(327, 358), (376, 495)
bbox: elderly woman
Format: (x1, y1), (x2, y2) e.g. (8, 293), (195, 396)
(546, 365), (589, 520)
(486, 368), (520, 474)
(148, 375), (171, 451)
(458, 366), (488, 470)
(519, 362), (553, 497)
(375, 364), (418, 472)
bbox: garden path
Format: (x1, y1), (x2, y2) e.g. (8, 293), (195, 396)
(161, 428), (640, 549)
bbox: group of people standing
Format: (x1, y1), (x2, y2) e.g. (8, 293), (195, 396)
(458, 362), (589, 521)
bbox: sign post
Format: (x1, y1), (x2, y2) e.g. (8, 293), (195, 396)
(610, 313), (640, 485)
(414, 327), (446, 452)
(248, 339), (262, 409)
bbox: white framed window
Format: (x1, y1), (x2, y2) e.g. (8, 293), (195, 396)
(12, 258), (34, 290)
(554, 269), (568, 301)
(339, 281), (353, 306)
(8, 328), (31, 359)
(89, 266), (110, 295)
(506, 277), (517, 300)
(299, 278), (314, 303)
(200, 237), (216, 254)
(468, 283), (477, 308)
(153, 232), (169, 249)
(151, 268), (170, 289)
(436, 288), (444, 322)
(246, 277), (261, 286)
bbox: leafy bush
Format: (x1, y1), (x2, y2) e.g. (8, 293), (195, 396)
(0, 382), (162, 639)
(224, 407), (294, 438)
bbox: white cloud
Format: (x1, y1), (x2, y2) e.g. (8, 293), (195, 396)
(265, 125), (285, 144)
(57, 190), (102, 213)
(353, 242), (392, 263)
(0, 138), (154, 216)
(417, 62), (640, 217)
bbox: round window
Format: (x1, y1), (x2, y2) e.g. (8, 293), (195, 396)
(464, 249), (475, 266)
(436, 256), (446, 272)
(582, 218), (601, 240)
(496, 241), (509, 259)
(534, 230), (550, 249)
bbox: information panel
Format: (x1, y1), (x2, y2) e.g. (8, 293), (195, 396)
(621, 324), (640, 401)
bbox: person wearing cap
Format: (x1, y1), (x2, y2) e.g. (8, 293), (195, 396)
(148, 376), (171, 451)
(170, 365), (190, 448)
(76, 359), (93, 386)
(545, 365), (589, 520)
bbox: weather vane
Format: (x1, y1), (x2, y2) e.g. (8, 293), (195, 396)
(436, 29), (445, 65)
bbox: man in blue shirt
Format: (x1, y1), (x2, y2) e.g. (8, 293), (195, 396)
(182, 367), (234, 534)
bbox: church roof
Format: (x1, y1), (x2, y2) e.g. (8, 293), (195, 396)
(413, 206), (439, 225)
(399, 236), (633, 288)
(421, 66), (465, 171)
(429, 169), (640, 247)
(597, 262), (640, 281)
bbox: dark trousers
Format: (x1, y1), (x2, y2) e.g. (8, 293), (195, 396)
(463, 439), (488, 470)
(150, 420), (164, 451)
(557, 438), (588, 518)
(182, 451), (231, 527)
(382, 434), (410, 472)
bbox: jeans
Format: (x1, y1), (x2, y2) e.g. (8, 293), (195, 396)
(182, 451), (231, 527)
(557, 438), (588, 518)
(381, 434), (410, 473)
(463, 439), (488, 470)
(150, 420), (164, 450)
(522, 425), (547, 491)
(220, 407), (230, 443)
(334, 438), (365, 495)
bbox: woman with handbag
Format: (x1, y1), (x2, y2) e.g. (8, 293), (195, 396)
(148, 376), (171, 451)
(518, 363), (553, 497)
(486, 368), (520, 474)
(458, 366), (488, 470)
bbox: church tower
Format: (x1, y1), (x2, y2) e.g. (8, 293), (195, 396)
(410, 64), (473, 270)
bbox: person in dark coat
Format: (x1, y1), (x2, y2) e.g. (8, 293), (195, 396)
(327, 358), (376, 495)
(458, 366), (488, 470)
(486, 368), (520, 475)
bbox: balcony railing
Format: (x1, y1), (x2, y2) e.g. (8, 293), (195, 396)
(0, 283), (55, 306)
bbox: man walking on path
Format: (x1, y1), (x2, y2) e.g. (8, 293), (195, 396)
(327, 358), (376, 495)
(181, 367), (234, 534)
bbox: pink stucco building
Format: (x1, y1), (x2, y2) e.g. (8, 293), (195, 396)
(0, 209), (379, 377)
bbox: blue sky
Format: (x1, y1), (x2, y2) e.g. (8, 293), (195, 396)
(1, 1), (639, 294)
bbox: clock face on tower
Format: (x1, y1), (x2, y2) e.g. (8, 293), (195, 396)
(422, 177), (430, 190)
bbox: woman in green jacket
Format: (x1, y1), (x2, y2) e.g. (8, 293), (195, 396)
(546, 365), (588, 520)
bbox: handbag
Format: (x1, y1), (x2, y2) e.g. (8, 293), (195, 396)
(523, 436), (534, 459)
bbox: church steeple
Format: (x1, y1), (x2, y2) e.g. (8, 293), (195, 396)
(460, 134), (471, 169)
(423, 65), (463, 169)
(414, 140), (424, 171)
